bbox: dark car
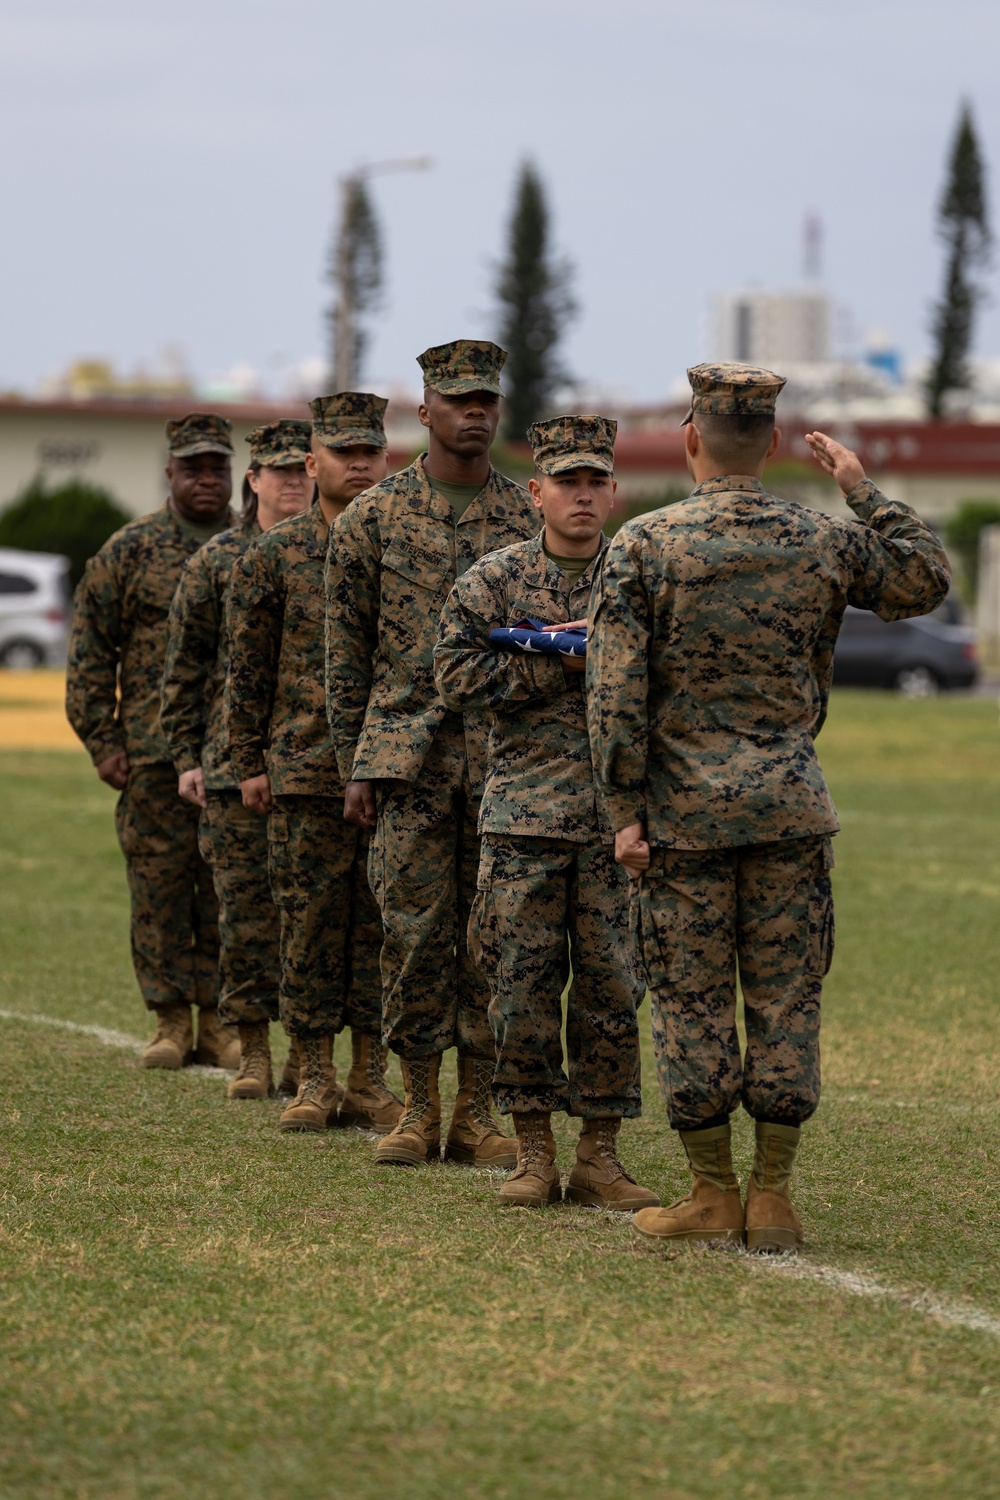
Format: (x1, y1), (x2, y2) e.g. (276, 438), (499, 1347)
(833, 594), (978, 696)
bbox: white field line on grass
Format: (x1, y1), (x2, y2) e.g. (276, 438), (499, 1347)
(0, 1007), (231, 1078)
(3, 1006), (998, 1341)
(748, 1256), (1000, 1339)
(836, 1094), (999, 1117)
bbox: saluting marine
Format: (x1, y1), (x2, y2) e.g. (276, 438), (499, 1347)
(588, 363), (951, 1251)
(226, 393), (399, 1135)
(160, 420), (314, 1099)
(434, 414), (659, 1211)
(326, 341), (539, 1171)
(66, 414), (239, 1070)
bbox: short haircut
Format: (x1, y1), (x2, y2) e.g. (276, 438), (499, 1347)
(693, 412), (774, 471)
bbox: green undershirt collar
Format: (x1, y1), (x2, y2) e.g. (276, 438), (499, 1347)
(427, 475), (486, 523)
(171, 506), (231, 545)
(543, 545), (599, 590)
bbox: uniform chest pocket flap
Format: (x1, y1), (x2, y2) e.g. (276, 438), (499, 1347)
(382, 542), (451, 594)
(131, 569), (180, 623)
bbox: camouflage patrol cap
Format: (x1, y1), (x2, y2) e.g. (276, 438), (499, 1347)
(309, 392), (388, 450)
(528, 414), (617, 476)
(681, 363), (786, 425)
(417, 340), (507, 398)
(165, 412), (234, 457)
(245, 419), (312, 468)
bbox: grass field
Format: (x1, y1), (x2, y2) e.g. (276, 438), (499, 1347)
(1, 685), (999, 1499)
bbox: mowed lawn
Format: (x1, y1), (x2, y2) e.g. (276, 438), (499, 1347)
(0, 687), (998, 1499)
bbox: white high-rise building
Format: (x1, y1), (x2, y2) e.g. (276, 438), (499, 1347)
(713, 290), (831, 366)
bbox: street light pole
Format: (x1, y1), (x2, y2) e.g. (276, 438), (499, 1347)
(331, 156), (432, 391)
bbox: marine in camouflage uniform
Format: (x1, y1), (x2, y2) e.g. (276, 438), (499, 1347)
(326, 340), (538, 1170)
(160, 420), (313, 1100)
(587, 363), (951, 1250)
(435, 414), (659, 1211)
(227, 393), (400, 1134)
(66, 413), (238, 1070)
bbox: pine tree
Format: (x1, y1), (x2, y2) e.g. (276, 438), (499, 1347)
(495, 162), (576, 440)
(926, 104), (992, 418)
(329, 175), (383, 390)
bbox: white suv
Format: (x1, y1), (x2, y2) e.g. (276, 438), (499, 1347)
(0, 548), (72, 667)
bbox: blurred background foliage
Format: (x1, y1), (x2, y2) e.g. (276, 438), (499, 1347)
(0, 477), (130, 588)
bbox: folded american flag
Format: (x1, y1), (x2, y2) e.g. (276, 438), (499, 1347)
(488, 617), (587, 658)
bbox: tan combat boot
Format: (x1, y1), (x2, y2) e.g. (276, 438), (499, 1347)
(277, 1035), (301, 1097)
(227, 1023), (274, 1100)
(140, 1004), (194, 1070)
(498, 1111), (562, 1208)
(278, 1035), (342, 1132)
(444, 1054), (518, 1168)
(339, 1029), (404, 1134)
(633, 1122), (745, 1247)
(565, 1117), (661, 1211)
(745, 1122), (804, 1253)
(373, 1055), (442, 1166)
(194, 1008), (241, 1069)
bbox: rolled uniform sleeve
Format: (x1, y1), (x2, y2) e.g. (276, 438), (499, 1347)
(65, 549), (126, 767)
(325, 503), (380, 783)
(160, 550), (217, 777)
(587, 530), (655, 833)
(434, 572), (567, 714)
(844, 479), (951, 617)
(226, 546), (281, 783)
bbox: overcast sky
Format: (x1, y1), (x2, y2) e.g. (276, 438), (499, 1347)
(1, 0), (998, 402)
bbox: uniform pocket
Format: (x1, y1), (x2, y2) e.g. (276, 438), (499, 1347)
(469, 851), (500, 979)
(228, 797), (260, 828)
(381, 544), (452, 652)
(114, 785), (131, 857)
(806, 838), (836, 977)
(267, 810), (290, 903)
(633, 878), (676, 990)
(633, 853), (689, 989)
(382, 541), (450, 593)
(132, 570), (180, 626)
(197, 805), (215, 869)
(114, 772), (187, 859)
(367, 809), (386, 906)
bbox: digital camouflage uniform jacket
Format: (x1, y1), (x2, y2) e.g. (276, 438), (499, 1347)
(160, 520), (260, 788)
(588, 476), (951, 848)
(434, 531), (609, 842)
(67, 503), (236, 767)
(325, 455), (538, 786)
(227, 502), (341, 795)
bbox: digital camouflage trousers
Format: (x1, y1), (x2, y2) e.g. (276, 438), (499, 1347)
(470, 835), (645, 1118)
(369, 721), (491, 1060)
(198, 790), (280, 1027)
(114, 762), (219, 1012)
(633, 834), (834, 1129)
(268, 793), (382, 1039)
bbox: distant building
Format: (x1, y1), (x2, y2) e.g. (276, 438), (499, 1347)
(713, 290), (831, 366)
(38, 355), (194, 404)
(0, 394), (998, 536)
(0, 397), (416, 519)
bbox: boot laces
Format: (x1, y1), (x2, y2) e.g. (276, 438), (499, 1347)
(519, 1114), (551, 1169)
(398, 1059), (432, 1130)
(299, 1037), (329, 1105)
(471, 1061), (502, 1132)
(590, 1121), (634, 1183)
(364, 1037), (396, 1101)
